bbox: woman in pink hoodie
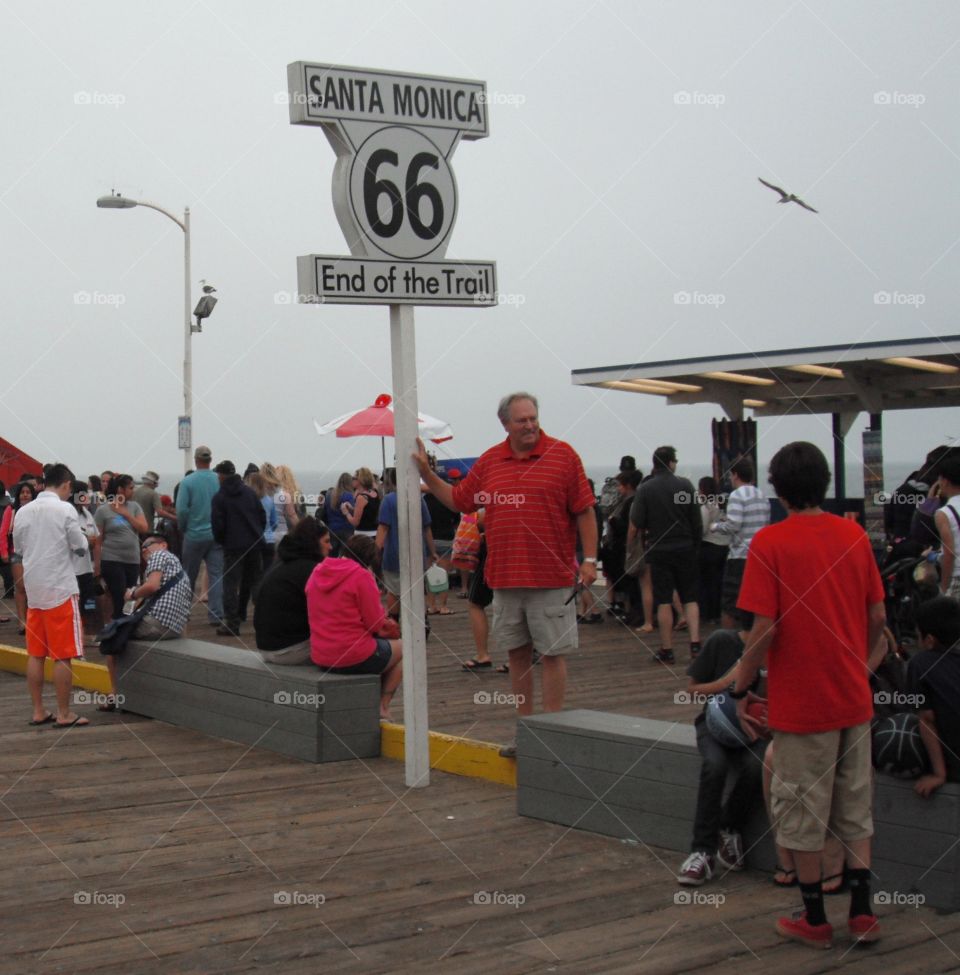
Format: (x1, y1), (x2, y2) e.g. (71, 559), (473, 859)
(307, 534), (403, 719)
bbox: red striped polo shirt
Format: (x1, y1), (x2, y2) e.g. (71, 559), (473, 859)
(451, 432), (595, 589)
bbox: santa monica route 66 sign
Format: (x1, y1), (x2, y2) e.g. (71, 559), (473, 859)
(287, 62), (497, 306)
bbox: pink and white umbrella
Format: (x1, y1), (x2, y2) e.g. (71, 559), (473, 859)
(314, 393), (453, 467)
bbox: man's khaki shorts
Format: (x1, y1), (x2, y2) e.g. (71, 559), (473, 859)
(491, 588), (578, 655)
(770, 722), (874, 852)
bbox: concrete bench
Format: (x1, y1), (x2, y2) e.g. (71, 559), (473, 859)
(517, 710), (960, 912)
(115, 638), (381, 763)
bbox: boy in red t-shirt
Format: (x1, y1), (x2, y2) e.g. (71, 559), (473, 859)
(731, 442), (886, 950)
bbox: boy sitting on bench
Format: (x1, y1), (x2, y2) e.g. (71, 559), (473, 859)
(910, 595), (960, 798)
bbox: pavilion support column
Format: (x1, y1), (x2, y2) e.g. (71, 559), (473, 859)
(832, 411), (859, 500)
(863, 413), (885, 555)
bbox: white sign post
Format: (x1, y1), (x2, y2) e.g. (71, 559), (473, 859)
(288, 62), (496, 787)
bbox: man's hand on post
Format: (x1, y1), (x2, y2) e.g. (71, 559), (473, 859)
(413, 438), (431, 479)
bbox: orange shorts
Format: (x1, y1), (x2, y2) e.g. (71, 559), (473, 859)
(25, 596), (84, 661)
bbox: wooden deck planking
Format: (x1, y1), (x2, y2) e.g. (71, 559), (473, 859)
(2, 602), (960, 973)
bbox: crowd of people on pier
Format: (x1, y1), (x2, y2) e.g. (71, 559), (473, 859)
(7, 393), (960, 951)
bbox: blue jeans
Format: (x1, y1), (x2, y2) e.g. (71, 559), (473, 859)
(691, 719), (766, 853)
(181, 536), (224, 624)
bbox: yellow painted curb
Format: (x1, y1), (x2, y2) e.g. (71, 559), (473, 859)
(380, 722), (517, 788)
(0, 645), (112, 694)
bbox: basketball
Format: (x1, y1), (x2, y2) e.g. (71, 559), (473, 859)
(872, 712), (929, 778)
(705, 693), (750, 748)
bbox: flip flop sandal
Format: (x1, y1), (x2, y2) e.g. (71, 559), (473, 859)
(822, 872), (847, 895)
(495, 663), (509, 674)
(773, 866), (798, 887)
(53, 716), (90, 729)
(437, 609), (455, 616)
(97, 700), (118, 712)
(28, 713), (54, 726)
(0, 616), (11, 623)
(461, 658), (492, 671)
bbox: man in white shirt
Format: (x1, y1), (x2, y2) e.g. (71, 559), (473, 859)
(13, 463), (91, 728)
(709, 457), (770, 630)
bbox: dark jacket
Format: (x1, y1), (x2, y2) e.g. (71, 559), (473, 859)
(630, 470), (701, 555)
(253, 531), (321, 651)
(211, 475), (266, 551)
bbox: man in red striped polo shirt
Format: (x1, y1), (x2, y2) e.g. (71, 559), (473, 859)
(415, 393), (598, 756)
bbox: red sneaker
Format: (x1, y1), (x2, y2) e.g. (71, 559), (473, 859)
(848, 914), (881, 944)
(775, 911), (833, 949)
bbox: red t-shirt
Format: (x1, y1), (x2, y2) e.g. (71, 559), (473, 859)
(737, 512), (884, 734)
(450, 432), (595, 590)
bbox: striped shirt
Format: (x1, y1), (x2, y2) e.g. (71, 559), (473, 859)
(450, 432), (595, 590)
(712, 484), (769, 559)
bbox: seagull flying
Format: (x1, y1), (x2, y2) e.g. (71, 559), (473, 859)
(758, 177), (818, 213)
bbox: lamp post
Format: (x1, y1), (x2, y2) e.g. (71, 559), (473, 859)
(96, 192), (195, 473)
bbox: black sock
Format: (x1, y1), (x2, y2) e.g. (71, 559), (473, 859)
(847, 868), (872, 917)
(800, 881), (826, 925)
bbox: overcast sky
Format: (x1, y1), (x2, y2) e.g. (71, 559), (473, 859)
(3, 1), (959, 489)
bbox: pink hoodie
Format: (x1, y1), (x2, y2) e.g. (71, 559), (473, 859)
(307, 557), (386, 668)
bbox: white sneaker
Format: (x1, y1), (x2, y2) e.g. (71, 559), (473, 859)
(716, 829), (744, 871)
(677, 850), (714, 886)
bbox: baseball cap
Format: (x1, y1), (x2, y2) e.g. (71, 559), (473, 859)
(194, 445), (212, 461)
(214, 460), (236, 476)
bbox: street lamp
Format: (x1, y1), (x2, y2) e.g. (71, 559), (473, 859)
(96, 191), (197, 473)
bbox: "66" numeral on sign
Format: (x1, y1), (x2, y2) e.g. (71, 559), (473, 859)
(349, 126), (457, 260)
